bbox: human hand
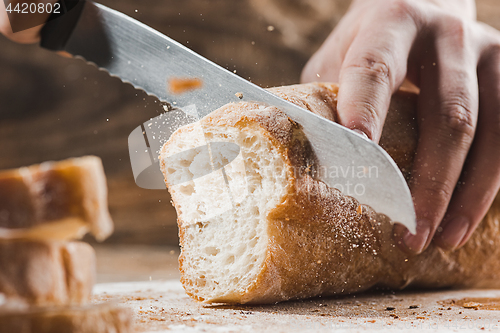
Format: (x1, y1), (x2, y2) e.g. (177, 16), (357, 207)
(301, 0), (500, 254)
(0, 0), (59, 43)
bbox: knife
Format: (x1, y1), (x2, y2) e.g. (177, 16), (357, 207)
(39, 0), (417, 233)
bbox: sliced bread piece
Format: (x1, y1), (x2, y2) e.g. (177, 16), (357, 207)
(0, 240), (95, 308)
(0, 302), (132, 333)
(0, 156), (113, 241)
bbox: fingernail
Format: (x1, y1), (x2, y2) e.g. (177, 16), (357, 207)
(353, 129), (369, 140)
(438, 216), (469, 250)
(403, 219), (431, 254)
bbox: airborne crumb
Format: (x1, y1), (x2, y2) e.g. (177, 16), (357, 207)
(168, 77), (203, 94)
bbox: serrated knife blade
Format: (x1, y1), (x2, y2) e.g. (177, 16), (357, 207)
(40, 0), (416, 233)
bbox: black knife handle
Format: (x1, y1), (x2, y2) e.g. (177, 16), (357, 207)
(40, 0), (87, 51)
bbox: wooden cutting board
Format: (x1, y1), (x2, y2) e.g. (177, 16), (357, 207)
(92, 280), (500, 332)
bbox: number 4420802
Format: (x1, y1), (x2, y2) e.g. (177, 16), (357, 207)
(5, 2), (61, 14)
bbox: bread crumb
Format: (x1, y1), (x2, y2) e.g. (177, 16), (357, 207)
(235, 92), (243, 99)
(267, 25), (275, 31)
(463, 302), (480, 309)
(287, 117), (298, 127)
(168, 77), (203, 94)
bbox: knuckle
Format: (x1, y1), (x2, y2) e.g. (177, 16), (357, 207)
(344, 54), (392, 85)
(441, 15), (471, 46)
(476, 22), (500, 48)
(420, 178), (454, 205)
(437, 93), (476, 141)
(386, 0), (415, 20)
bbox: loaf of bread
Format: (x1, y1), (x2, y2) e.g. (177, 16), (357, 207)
(0, 302), (133, 333)
(0, 156), (113, 241)
(0, 240), (95, 309)
(160, 82), (500, 304)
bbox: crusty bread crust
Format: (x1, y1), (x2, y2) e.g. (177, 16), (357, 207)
(0, 302), (133, 333)
(163, 82), (500, 304)
(0, 241), (95, 308)
(0, 156), (113, 241)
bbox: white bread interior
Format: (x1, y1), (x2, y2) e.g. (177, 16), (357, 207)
(162, 113), (291, 302)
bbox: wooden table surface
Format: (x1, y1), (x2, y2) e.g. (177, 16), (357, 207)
(93, 280), (500, 332)
(93, 245), (500, 332)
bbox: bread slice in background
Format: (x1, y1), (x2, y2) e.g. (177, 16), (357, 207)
(0, 241), (95, 309)
(0, 302), (133, 333)
(160, 82), (500, 304)
(0, 156), (113, 241)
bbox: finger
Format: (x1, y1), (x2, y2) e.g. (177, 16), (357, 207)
(300, 30), (347, 84)
(398, 17), (480, 254)
(434, 43), (500, 250)
(301, 8), (362, 84)
(301, 1), (422, 99)
(301, 2), (370, 83)
(336, 3), (418, 142)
